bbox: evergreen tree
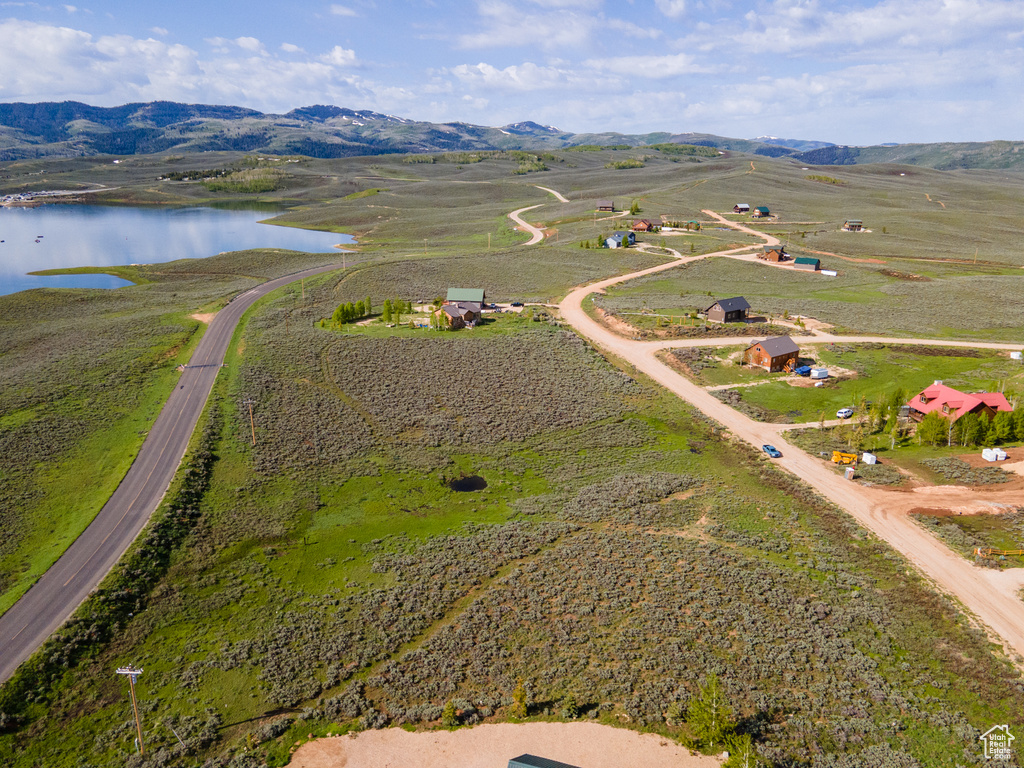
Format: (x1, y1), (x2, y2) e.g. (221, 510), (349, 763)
(365, 295), (372, 316)
(441, 700), (458, 727)
(355, 300), (365, 318)
(510, 679), (528, 718)
(723, 733), (758, 768)
(382, 299), (392, 323)
(560, 693), (578, 720)
(1014, 408), (1024, 441)
(688, 673), (734, 750)
(991, 410), (1014, 444)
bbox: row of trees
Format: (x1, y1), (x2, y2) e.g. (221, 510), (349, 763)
(329, 297), (416, 326)
(916, 407), (1024, 448)
(332, 295), (373, 324)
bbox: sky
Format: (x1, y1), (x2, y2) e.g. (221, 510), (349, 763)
(1, 0), (1023, 146)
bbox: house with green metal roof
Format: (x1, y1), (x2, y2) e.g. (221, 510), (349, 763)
(753, 206), (771, 218)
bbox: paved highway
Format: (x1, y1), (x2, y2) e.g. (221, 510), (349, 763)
(0, 264), (341, 683)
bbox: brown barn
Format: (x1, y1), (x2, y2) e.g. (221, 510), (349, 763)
(744, 336), (800, 372)
(597, 200), (615, 212)
(733, 203), (750, 213)
(843, 219), (863, 231)
(759, 245), (787, 262)
(632, 219), (656, 232)
(705, 296), (750, 323)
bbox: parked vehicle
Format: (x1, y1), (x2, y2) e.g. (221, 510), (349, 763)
(836, 407), (854, 419)
(510, 301), (524, 307)
(794, 365), (812, 376)
(832, 450), (858, 465)
(762, 444), (782, 458)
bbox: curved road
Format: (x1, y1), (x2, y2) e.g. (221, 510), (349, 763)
(544, 201), (1024, 663)
(508, 203), (546, 245)
(0, 263), (342, 683)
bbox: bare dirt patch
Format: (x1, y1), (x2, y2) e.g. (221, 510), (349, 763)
(593, 306), (642, 338)
(288, 722), (722, 768)
(190, 312), (217, 324)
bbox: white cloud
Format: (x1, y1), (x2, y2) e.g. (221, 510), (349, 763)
(151, 27), (169, 36)
(584, 52), (707, 78)
(460, 0), (604, 51)
(0, 19), (374, 113)
(655, 0), (686, 18)
(234, 36), (263, 53)
(280, 42), (304, 53)
(63, 4), (77, 12)
(330, 4), (358, 16)
(321, 45), (357, 66)
(450, 61), (573, 90)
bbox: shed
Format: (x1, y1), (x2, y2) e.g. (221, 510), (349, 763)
(596, 200), (615, 212)
(793, 257), (820, 271)
(744, 336), (800, 372)
(447, 287), (486, 303)
(705, 296), (750, 323)
(732, 203), (750, 213)
(509, 755), (583, 768)
(843, 219), (863, 231)
(753, 206), (770, 218)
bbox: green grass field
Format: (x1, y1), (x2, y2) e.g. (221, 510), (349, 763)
(4, 148), (1024, 767)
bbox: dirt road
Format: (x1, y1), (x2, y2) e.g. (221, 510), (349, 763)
(288, 722), (722, 768)
(555, 212), (1024, 664)
(508, 203), (546, 245)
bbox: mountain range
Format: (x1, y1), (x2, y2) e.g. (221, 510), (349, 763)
(1, 101), (1023, 170)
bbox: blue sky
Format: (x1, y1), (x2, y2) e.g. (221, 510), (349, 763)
(1, 0), (1023, 145)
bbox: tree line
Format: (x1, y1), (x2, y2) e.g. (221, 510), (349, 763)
(328, 297), (414, 326)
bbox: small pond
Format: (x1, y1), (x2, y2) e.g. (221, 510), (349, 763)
(447, 475), (488, 492)
(0, 204), (354, 296)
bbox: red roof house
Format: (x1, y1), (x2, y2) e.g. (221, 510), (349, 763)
(906, 383), (1012, 423)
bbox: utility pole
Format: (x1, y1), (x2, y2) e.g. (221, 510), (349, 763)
(116, 666), (145, 756)
(301, 278), (305, 302)
(243, 398), (256, 445)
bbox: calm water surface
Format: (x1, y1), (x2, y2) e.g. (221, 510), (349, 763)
(0, 204), (353, 296)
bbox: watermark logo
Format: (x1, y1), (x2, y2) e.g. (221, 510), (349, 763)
(980, 724), (1014, 760)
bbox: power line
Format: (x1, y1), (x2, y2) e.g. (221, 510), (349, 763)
(116, 665), (145, 756)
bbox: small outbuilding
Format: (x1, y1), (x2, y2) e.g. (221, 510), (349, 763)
(753, 206), (771, 218)
(596, 200), (615, 212)
(733, 203), (750, 213)
(793, 257), (820, 271)
(843, 219), (863, 231)
(705, 296), (750, 323)
(509, 755), (583, 768)
(744, 335), (800, 372)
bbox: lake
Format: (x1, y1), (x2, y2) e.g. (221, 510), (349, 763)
(0, 204), (354, 296)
